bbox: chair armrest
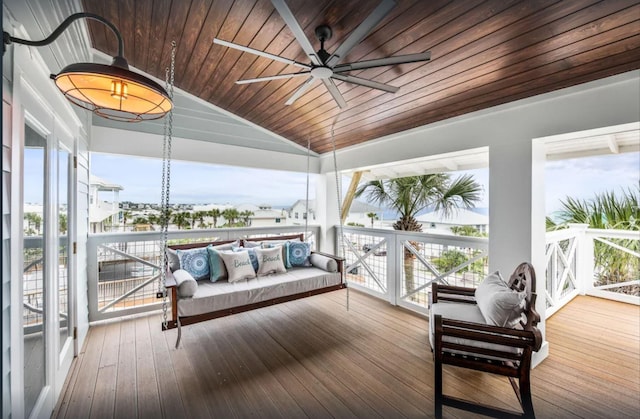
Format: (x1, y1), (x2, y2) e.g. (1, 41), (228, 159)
(432, 282), (477, 304)
(434, 314), (542, 358)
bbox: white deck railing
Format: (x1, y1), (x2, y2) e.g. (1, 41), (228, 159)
(86, 226), (320, 322)
(339, 227), (488, 315)
(83, 224), (638, 322)
(545, 224), (639, 316)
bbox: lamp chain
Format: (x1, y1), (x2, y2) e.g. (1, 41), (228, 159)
(160, 41), (176, 330)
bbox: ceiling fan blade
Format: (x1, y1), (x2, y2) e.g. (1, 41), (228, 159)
(214, 38), (310, 69)
(285, 76), (316, 106)
(236, 71), (311, 84)
(333, 52), (431, 73)
(332, 73), (399, 93)
(326, 0), (396, 67)
(322, 78), (348, 109)
(271, 0), (321, 66)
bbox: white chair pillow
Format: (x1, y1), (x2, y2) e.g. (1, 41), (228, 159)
(475, 271), (525, 328)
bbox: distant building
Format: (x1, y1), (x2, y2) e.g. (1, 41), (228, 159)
(289, 199), (382, 227)
(89, 175), (123, 233)
(237, 203), (287, 227)
(345, 201), (383, 227)
(416, 208), (488, 235)
(289, 199), (317, 225)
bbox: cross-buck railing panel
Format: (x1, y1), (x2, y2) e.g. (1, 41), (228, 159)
(88, 226), (320, 322)
(340, 227), (488, 314)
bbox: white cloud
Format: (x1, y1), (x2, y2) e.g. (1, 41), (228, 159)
(545, 153), (639, 213)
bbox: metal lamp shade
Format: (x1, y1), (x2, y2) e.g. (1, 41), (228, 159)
(52, 62), (172, 122)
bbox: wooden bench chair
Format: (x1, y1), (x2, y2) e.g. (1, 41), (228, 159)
(429, 262), (543, 418)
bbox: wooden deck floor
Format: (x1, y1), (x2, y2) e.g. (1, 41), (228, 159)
(54, 292), (640, 418)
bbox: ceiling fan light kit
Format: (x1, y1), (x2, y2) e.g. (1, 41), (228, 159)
(213, 0), (430, 109)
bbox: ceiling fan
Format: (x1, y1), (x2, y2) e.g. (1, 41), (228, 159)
(213, 0), (431, 109)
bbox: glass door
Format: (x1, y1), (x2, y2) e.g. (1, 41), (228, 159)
(56, 142), (74, 394)
(22, 124), (47, 418)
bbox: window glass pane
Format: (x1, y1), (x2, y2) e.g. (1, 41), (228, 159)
(58, 147), (70, 350)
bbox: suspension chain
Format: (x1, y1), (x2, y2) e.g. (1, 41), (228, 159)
(331, 114), (344, 259)
(304, 136), (310, 241)
(160, 41), (176, 330)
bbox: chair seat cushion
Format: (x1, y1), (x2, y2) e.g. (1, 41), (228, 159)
(429, 302), (522, 360)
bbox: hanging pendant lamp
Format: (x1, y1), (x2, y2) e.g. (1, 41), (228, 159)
(3, 12), (172, 122)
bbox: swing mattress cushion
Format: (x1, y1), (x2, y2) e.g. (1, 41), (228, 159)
(177, 266), (342, 317)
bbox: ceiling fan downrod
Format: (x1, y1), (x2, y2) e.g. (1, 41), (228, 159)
(315, 24), (333, 64)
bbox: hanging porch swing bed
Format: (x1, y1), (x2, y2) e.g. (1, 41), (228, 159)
(162, 233), (346, 332)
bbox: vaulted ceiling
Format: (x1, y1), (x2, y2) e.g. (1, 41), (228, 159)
(81, 0), (640, 154)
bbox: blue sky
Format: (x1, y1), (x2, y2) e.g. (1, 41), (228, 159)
(89, 151), (639, 214)
(89, 153), (317, 207)
(27, 150), (638, 215)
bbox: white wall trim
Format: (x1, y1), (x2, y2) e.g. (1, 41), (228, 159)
(90, 125), (321, 173)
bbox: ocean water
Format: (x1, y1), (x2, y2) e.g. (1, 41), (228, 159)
(378, 207), (488, 220)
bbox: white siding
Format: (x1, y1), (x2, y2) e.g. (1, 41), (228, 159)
(2, 96), (13, 419)
(75, 138), (90, 345)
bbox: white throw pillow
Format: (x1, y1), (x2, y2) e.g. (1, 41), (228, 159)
(218, 250), (257, 282)
(475, 271), (525, 328)
(254, 246), (287, 276)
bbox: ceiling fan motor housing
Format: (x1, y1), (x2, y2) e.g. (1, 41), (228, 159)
(315, 25), (332, 42)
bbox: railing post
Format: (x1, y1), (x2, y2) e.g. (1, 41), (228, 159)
(581, 228), (595, 296)
(568, 223), (591, 296)
(387, 232), (398, 306)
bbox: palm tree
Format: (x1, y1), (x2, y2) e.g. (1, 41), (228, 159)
(552, 187), (639, 230)
(366, 212), (378, 228)
(208, 208), (221, 228)
(194, 211), (208, 229)
(133, 216), (149, 225)
(172, 212), (190, 230)
(222, 208), (240, 226)
(24, 212), (41, 234)
(121, 210), (132, 231)
(450, 225), (484, 237)
(356, 174), (481, 295)
(147, 213), (159, 227)
(187, 211), (204, 230)
(239, 210), (254, 226)
(59, 213), (68, 234)
(550, 187), (639, 288)
(159, 208), (173, 229)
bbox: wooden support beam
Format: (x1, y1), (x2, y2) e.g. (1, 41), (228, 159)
(341, 171), (363, 223)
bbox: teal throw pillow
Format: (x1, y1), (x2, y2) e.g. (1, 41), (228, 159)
(285, 241), (312, 268)
(206, 245), (228, 283)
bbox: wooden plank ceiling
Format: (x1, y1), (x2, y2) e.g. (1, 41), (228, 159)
(81, 0), (640, 154)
